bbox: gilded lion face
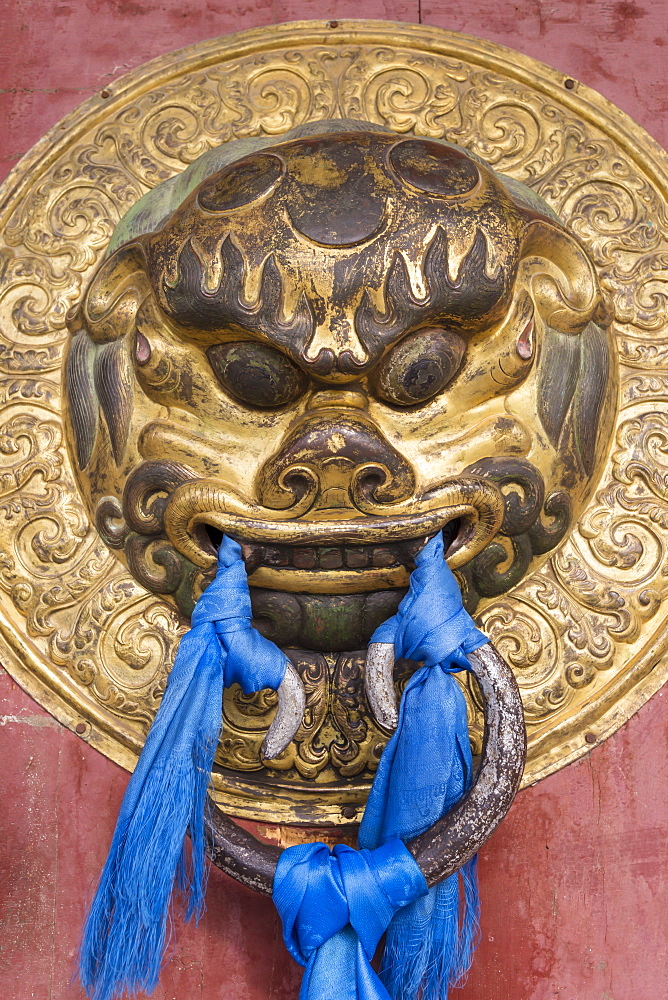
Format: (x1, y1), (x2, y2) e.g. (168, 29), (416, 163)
(65, 121), (616, 651)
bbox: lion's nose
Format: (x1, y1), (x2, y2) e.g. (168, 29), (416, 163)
(308, 389), (368, 411)
(256, 398), (415, 515)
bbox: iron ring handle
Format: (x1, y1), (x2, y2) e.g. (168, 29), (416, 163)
(205, 641), (526, 894)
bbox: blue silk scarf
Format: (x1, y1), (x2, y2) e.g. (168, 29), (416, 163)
(273, 839), (428, 1000)
(78, 536), (286, 1000)
(274, 533), (487, 1000)
(79, 531), (486, 1000)
(359, 532), (487, 1000)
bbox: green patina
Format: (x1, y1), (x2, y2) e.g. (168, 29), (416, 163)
(107, 117), (560, 256)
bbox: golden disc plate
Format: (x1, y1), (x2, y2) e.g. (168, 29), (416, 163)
(1, 19), (667, 824)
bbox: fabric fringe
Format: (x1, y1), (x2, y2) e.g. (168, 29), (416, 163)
(78, 745), (216, 1000)
(77, 537), (289, 1000)
(380, 859), (480, 1000)
(77, 631), (224, 1000)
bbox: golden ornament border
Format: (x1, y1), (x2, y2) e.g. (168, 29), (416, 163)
(1, 19), (668, 823)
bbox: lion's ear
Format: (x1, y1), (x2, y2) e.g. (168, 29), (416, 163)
(65, 331), (98, 470)
(83, 242), (149, 344)
(65, 243), (146, 470)
(520, 220), (602, 334)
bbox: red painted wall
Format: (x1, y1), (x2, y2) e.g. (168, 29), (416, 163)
(1, 4), (667, 999)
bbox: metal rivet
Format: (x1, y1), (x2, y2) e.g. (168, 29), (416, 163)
(75, 722), (87, 735)
(100, 90), (111, 99)
(341, 805), (357, 819)
(564, 78), (576, 90)
(328, 20), (339, 28)
(585, 732), (596, 744)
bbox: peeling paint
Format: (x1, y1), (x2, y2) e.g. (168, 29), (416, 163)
(0, 712), (60, 729)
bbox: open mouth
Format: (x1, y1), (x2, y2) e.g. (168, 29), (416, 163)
(203, 530), (454, 594)
(163, 475), (504, 595)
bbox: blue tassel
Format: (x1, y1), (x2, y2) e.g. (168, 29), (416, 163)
(273, 532), (487, 1000)
(78, 536), (286, 1000)
(380, 857), (480, 1000)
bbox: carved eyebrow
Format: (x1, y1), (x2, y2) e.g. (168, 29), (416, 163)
(158, 236), (316, 357)
(354, 226), (514, 357)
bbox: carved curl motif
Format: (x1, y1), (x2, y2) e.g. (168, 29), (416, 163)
(0, 22), (667, 823)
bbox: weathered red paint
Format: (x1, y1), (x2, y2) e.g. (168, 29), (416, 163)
(2, 666), (667, 999)
(1, 3), (667, 998)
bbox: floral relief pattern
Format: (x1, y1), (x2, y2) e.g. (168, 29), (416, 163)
(0, 25), (667, 821)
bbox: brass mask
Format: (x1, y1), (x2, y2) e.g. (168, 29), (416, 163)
(3, 22), (666, 830)
(65, 120), (616, 660)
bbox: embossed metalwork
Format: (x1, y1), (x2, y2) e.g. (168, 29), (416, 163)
(206, 641), (527, 893)
(0, 20), (667, 825)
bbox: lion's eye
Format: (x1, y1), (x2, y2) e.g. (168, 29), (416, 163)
(207, 341), (308, 408)
(372, 328), (466, 406)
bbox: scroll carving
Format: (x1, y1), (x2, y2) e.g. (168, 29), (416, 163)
(0, 22), (666, 820)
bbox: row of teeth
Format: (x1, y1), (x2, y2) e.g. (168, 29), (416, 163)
(244, 540), (424, 573)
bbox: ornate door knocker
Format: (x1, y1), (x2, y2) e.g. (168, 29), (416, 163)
(1, 19), (667, 999)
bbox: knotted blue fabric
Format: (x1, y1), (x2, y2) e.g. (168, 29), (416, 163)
(80, 529), (487, 1000)
(78, 536), (286, 1000)
(273, 839), (428, 1000)
(273, 532), (488, 1000)
(360, 532), (487, 1000)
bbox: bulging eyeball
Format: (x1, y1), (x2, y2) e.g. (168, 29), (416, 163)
(206, 342), (308, 408)
(371, 328), (466, 407)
